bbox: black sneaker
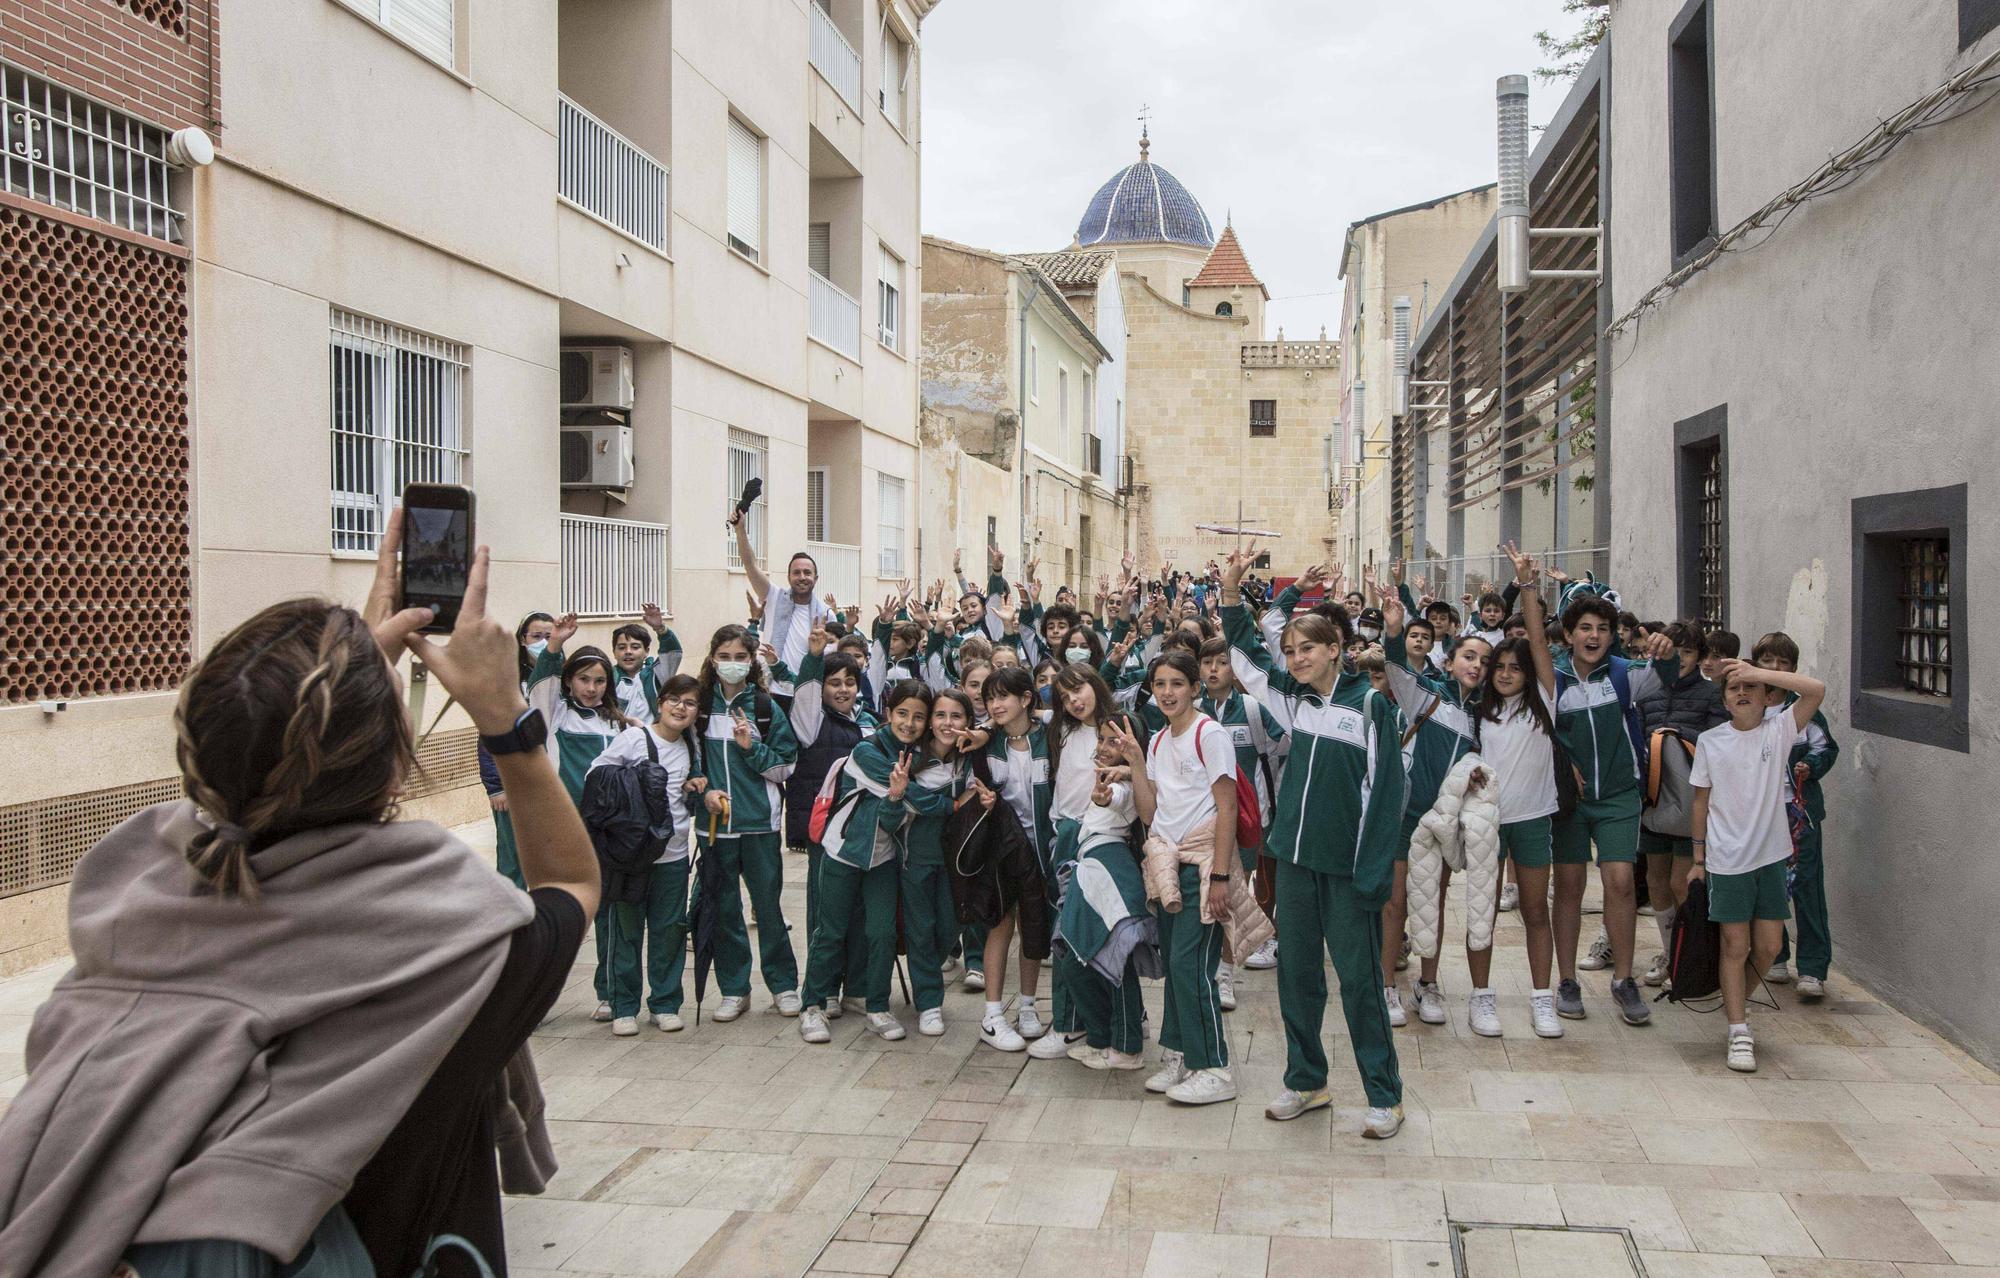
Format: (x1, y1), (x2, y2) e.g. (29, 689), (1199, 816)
(1612, 977), (1651, 1026)
(1555, 978), (1587, 1020)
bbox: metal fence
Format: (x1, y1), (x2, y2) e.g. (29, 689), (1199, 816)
(1394, 546), (1608, 607)
(808, 2), (863, 111)
(560, 514), (669, 617)
(557, 94), (669, 253)
(808, 540), (862, 606)
(808, 270), (862, 361)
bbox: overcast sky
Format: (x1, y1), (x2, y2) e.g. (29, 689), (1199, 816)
(919, 0), (1574, 338)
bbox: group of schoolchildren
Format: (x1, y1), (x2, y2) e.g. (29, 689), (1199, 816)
(481, 515), (1839, 1141)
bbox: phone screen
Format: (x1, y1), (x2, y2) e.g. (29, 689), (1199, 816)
(401, 485), (475, 632)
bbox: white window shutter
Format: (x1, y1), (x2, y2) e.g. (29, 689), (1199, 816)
(807, 470), (827, 543)
(727, 116), (762, 259)
(809, 223), (832, 278)
(383, 0), (454, 65)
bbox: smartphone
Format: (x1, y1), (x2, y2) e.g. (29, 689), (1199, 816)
(400, 484), (475, 633)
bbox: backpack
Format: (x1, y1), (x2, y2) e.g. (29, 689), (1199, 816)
(1603, 657), (1651, 775)
(808, 753), (869, 845)
(1663, 876), (1723, 1002)
(1152, 718), (1262, 852)
(1642, 727), (1699, 837)
(694, 686), (775, 753)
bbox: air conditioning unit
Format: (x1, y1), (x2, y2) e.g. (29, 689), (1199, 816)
(560, 424), (635, 489)
(560, 345), (635, 411)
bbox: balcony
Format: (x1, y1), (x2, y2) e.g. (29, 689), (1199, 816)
(558, 95), (670, 254)
(808, 3), (863, 112)
(561, 514), (670, 617)
(809, 269), (862, 362)
(1242, 340), (1339, 368)
(808, 540), (861, 605)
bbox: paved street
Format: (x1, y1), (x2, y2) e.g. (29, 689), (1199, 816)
(8, 820), (1996, 1278)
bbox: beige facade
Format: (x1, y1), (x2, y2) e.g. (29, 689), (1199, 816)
(0, 0), (936, 972)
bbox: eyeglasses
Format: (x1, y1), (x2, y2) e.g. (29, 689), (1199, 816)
(662, 698), (701, 711)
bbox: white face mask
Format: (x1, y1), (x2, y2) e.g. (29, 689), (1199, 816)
(1065, 647), (1092, 665)
(716, 660), (753, 685)
(1358, 625), (1383, 642)
(525, 639), (549, 658)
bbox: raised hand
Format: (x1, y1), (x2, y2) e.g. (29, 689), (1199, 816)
(730, 707), (755, 749)
(970, 778), (997, 811)
(759, 642), (780, 669)
(808, 621), (831, 657)
(551, 612), (580, 650)
(953, 547), (963, 576)
(745, 589), (765, 623)
(642, 601), (670, 630)
(1220, 541), (1258, 588)
(887, 752), (911, 801)
(1100, 719), (1147, 768)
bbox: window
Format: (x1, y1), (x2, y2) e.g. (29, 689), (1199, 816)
(881, 24), (911, 131)
(1215, 302), (1234, 316)
(806, 467), (829, 543)
(1029, 342), (1039, 402)
(2, 64), (183, 242)
(877, 474), (906, 576)
(809, 223), (831, 278)
(343, 0), (454, 66)
(1674, 405), (1727, 629)
(726, 428), (767, 566)
(329, 309), (468, 554)
(1249, 399), (1277, 437)
(986, 516), (998, 553)
(726, 114), (763, 263)
(1058, 367), (1070, 454)
(878, 246), (903, 352)
(1668, 0), (1717, 263)
(1964, 0), (2000, 48)
(1852, 484), (1967, 751)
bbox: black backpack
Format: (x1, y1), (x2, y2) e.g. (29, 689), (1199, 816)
(579, 731), (682, 906)
(1663, 876), (1723, 1003)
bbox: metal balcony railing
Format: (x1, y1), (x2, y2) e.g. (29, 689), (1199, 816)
(808, 4), (863, 111)
(557, 95), (670, 253)
(809, 269), (862, 361)
(561, 513), (670, 617)
(808, 540), (861, 604)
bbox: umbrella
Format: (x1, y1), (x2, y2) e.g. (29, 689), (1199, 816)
(690, 795), (729, 1024)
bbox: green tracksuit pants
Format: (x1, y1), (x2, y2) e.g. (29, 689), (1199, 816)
(711, 832), (799, 998)
(804, 843), (868, 1004)
(493, 811), (525, 889)
(1155, 863), (1228, 1070)
(960, 921), (988, 973)
(1049, 819), (1083, 1035)
(802, 855), (898, 1012)
(1775, 825), (1830, 980)
(1060, 945), (1144, 1054)
(1274, 859), (1403, 1106)
(607, 859), (690, 1017)
(592, 900), (613, 1002)
(902, 858), (956, 1013)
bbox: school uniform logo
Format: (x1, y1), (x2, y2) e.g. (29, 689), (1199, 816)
(1295, 702), (1368, 749)
(1556, 678), (1618, 715)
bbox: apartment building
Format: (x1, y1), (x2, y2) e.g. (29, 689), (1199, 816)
(0, 0), (934, 971)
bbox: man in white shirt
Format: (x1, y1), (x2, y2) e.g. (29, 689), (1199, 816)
(734, 512), (834, 702)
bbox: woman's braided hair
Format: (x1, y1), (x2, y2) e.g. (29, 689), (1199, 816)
(174, 599), (415, 898)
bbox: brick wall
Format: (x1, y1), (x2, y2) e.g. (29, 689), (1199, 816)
(0, 0), (221, 132)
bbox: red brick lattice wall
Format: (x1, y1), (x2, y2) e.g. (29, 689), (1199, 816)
(116, 0), (186, 37)
(0, 204), (193, 704)
(0, 0), (219, 132)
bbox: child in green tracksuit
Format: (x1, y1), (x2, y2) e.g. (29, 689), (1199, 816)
(1220, 550), (1408, 1139)
(1753, 632), (1840, 997)
(1197, 636), (1288, 984)
(902, 689), (976, 1036)
(609, 603), (683, 721)
(691, 625), (801, 1022)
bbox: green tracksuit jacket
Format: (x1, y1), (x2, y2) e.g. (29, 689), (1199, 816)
(1383, 633), (1481, 818)
(1551, 650), (1677, 803)
(697, 685), (798, 838)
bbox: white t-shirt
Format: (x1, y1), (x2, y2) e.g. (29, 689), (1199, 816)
(1482, 689), (1559, 824)
(1689, 713), (1796, 875)
(1052, 723), (1098, 822)
(999, 741), (1042, 841)
(1146, 714), (1235, 845)
(588, 725), (694, 862)
(1081, 780), (1136, 842)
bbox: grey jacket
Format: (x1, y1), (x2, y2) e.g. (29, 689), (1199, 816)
(0, 801), (534, 1278)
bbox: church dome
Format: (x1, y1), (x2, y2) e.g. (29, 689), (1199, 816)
(1075, 134), (1215, 250)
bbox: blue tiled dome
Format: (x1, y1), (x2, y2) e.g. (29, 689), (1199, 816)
(1076, 142), (1215, 249)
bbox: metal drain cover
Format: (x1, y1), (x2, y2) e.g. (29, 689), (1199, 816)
(1451, 1222), (1645, 1277)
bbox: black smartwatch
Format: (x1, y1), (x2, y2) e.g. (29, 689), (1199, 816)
(1209, 873), (1230, 883)
(481, 708), (548, 757)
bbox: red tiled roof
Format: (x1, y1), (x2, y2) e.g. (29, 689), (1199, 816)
(1188, 226), (1266, 295)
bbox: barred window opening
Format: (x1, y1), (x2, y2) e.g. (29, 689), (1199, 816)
(328, 309), (469, 553)
(2, 64), (183, 243)
(1896, 537), (1950, 697)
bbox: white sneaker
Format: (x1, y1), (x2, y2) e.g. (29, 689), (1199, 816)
(918, 1008), (946, 1036)
(1080, 1046), (1145, 1071)
(962, 969), (987, 992)
(1468, 990), (1502, 1038)
(864, 1011), (906, 1042)
(591, 1001), (614, 1022)
(1167, 1067), (1238, 1105)
(1499, 882), (1520, 912)
(1244, 937), (1279, 970)
(1385, 985), (1408, 1028)
(980, 1013), (1026, 1052)
(775, 989), (803, 1016)
(712, 995), (747, 1022)
(1028, 1030), (1081, 1059)
(1727, 1030), (1757, 1072)
(1396, 934), (1411, 972)
(1638, 901), (1656, 917)
(940, 955), (962, 980)
(1530, 992), (1563, 1039)
(1766, 962), (1792, 985)
(1415, 981), (1446, 1025)
(1362, 1104), (1405, 1140)
(1644, 953), (1668, 988)
(1217, 966), (1237, 1012)
(1016, 1003), (1047, 1038)
(653, 1012), (684, 1032)
(1579, 929), (1612, 971)
(799, 1007), (832, 1044)
(611, 1015), (640, 1037)
(1796, 975), (1826, 999)
(824, 998), (844, 1020)
(1264, 1087), (1332, 1121)
(1145, 1050), (1188, 1094)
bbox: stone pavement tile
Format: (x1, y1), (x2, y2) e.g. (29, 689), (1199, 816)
(675, 1208), (843, 1278)
(872, 1161), (956, 1190)
(677, 1081), (804, 1130)
(1442, 1179), (1564, 1225)
(1429, 1109), (1535, 1160)
(1529, 1113), (1647, 1163)
(531, 1035), (644, 1079)
(911, 1117), (984, 1143)
(1214, 1172), (1333, 1238)
(941, 1079), (1016, 1105)
(933, 1162), (1010, 1223)
(768, 1050), (888, 1094)
(1855, 1046), (1985, 1084)
(679, 1043), (804, 1087)
(857, 1050), (967, 1092)
(1742, 1077), (1863, 1118)
(989, 1165), (1118, 1228)
(1562, 1073), (1667, 1115)
(1631, 1118), (1758, 1167)
(501, 1197), (623, 1270)
(695, 1127), (805, 1154)
(1401, 1068), (1475, 1111)
(1666, 1188), (1819, 1258)
(1139, 1230), (1269, 1278)
(769, 1087), (894, 1136)
(796, 1156), (887, 1216)
(593, 1148), (728, 1206)
(1326, 1177), (1447, 1242)
(1729, 1118), (1867, 1170)
(1501, 1038), (1628, 1075)
(1265, 1235), (1393, 1277)
(1783, 1193), (1953, 1263)
(1654, 1076), (1774, 1119)
(684, 1151), (833, 1212)
(1815, 1170), (1947, 1198)
(812, 1239), (905, 1275)
(1599, 1162), (1719, 1189)
(546, 1118), (711, 1150)
(1389, 1240), (1453, 1276)
(1031, 1096), (1142, 1145)
(895, 1139), (973, 1167)
(1898, 1266), (2000, 1277)
(1759, 1043), (1878, 1082)
(837, 1211), (925, 1244)
(1488, 1156), (1604, 1185)
(1470, 1069), (1574, 1114)
(1129, 1098), (1237, 1149)
(1907, 1197), (2000, 1265)
(897, 1221), (1036, 1278)
(927, 1099), (1000, 1123)
(1100, 1170), (1224, 1233)
(1636, 1251), (1775, 1276)
(1938, 1174), (2000, 1201)
(1764, 1260), (1900, 1278)
(534, 1142), (642, 1201)
(547, 1074), (642, 1122)
(1844, 1082), (1979, 1126)
(1708, 1166), (1824, 1194)
(1837, 1122), (1984, 1176)
(1954, 1131), (2000, 1175)
(1555, 1181), (1696, 1251)
(561, 1203), (734, 1275)
(795, 1133), (903, 1162)
(1457, 1226), (1520, 1278)
(579, 1077), (720, 1126)
(1941, 1084), (2000, 1127)
(1511, 1226), (1644, 1276)
(1023, 1225), (1154, 1278)
(983, 1095), (1049, 1141)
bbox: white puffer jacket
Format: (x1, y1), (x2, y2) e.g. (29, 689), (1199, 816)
(1406, 752), (1502, 957)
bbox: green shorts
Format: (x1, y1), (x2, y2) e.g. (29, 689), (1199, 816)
(1639, 829), (1694, 858)
(1552, 792), (1641, 865)
(1499, 817), (1554, 869)
(1707, 860), (1790, 923)
(1394, 810), (1420, 863)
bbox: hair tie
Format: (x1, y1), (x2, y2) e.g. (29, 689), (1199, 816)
(211, 821), (253, 846)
